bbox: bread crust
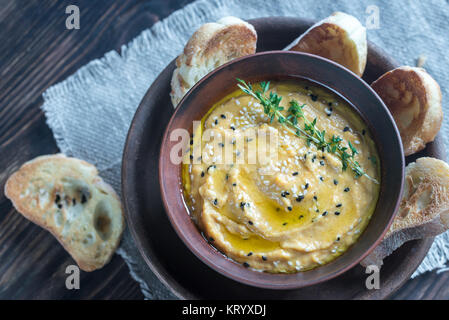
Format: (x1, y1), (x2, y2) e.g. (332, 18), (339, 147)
(4, 154), (125, 271)
(371, 66), (442, 156)
(362, 157), (449, 267)
(170, 16), (257, 107)
(285, 12), (367, 76)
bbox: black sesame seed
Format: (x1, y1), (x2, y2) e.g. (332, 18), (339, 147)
(189, 155), (193, 160)
(230, 126), (236, 131)
(287, 206), (292, 211)
(337, 236), (341, 241)
(240, 202), (246, 209)
(81, 194), (87, 204)
(310, 94), (318, 101)
(247, 252), (253, 256)
(299, 215), (304, 219)
(313, 196), (317, 201)
(335, 211), (341, 216)
(333, 179), (339, 185)
(322, 211), (328, 216)
(55, 194), (61, 203)
(190, 139), (193, 145)
(220, 114), (226, 119)
(336, 203), (342, 208)
(232, 183), (237, 187)
(225, 174), (229, 180)
(296, 195), (304, 202)
(214, 119), (218, 125)
(292, 172), (299, 176)
(248, 220), (253, 225)
(305, 183), (309, 189)
(262, 256), (267, 261)
(328, 102), (333, 107)
(281, 191), (290, 197)
(213, 198), (218, 206)
(320, 160), (325, 166)
(344, 187), (350, 192)
(283, 222), (288, 226)
(343, 126), (350, 132)
(319, 176), (324, 181)
(219, 143), (224, 147)
(201, 171), (205, 177)
(57, 204), (63, 209)
(243, 262), (250, 268)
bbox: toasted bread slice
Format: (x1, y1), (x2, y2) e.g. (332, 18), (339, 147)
(371, 66), (442, 156)
(170, 16), (257, 107)
(362, 157), (449, 267)
(4, 154), (125, 271)
(285, 12), (367, 76)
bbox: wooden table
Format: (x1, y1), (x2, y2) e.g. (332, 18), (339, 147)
(0, 0), (448, 300)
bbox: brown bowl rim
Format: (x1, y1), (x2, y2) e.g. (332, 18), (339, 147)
(158, 50), (404, 289)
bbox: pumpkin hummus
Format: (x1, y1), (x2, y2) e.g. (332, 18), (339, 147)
(183, 80), (380, 273)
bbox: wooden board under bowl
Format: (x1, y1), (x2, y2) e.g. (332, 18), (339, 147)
(122, 17), (446, 299)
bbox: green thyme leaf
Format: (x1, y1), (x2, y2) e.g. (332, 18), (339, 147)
(236, 79), (379, 184)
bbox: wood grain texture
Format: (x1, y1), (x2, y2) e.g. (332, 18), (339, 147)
(0, 0), (192, 300)
(0, 0), (447, 300)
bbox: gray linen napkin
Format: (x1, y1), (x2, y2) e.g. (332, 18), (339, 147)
(42, 0), (449, 299)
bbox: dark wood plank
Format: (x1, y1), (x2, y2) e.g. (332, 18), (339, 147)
(0, 0), (448, 300)
(391, 269), (449, 300)
(0, 0), (193, 300)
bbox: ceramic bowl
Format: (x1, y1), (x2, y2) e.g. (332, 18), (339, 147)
(158, 51), (404, 289)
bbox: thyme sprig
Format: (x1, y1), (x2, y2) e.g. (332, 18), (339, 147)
(236, 79), (379, 184)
